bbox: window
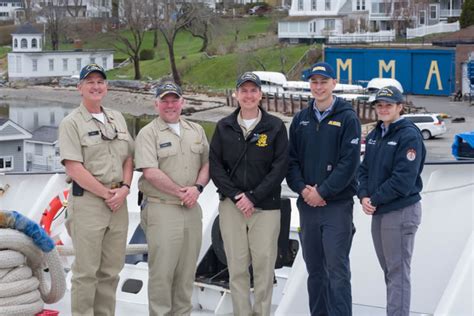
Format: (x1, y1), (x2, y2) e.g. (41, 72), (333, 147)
(31, 38), (37, 48)
(34, 144), (43, 156)
(298, 0), (303, 10)
(419, 10), (426, 25)
(0, 156), (13, 171)
(14, 38), (17, 48)
(356, 0), (366, 10)
(325, 0), (331, 10)
(62, 58), (68, 71)
(90, 57), (95, 64)
(430, 5), (437, 19)
(20, 38), (27, 48)
(0, 12), (9, 17)
(311, 0), (316, 10)
(49, 59), (54, 71)
(325, 19), (335, 30)
(102, 57), (107, 68)
(76, 58), (82, 71)
(32, 59), (38, 72)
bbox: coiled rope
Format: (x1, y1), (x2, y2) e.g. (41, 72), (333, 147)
(0, 211), (66, 316)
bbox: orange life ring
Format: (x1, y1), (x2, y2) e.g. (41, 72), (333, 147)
(40, 189), (69, 237)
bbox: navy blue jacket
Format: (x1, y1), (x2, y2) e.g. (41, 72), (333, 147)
(357, 118), (426, 215)
(287, 97), (361, 201)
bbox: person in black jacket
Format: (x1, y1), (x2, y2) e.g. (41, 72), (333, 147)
(287, 62), (361, 316)
(209, 72), (288, 316)
(358, 86), (425, 316)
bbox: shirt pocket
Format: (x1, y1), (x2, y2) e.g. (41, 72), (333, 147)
(191, 143), (204, 155)
(116, 132), (131, 160)
(80, 133), (107, 173)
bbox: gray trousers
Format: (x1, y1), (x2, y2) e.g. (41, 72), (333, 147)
(371, 202), (422, 316)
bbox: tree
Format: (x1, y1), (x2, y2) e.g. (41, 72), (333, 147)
(157, 1), (199, 86)
(64, 0), (84, 18)
(40, 0), (68, 50)
(460, 0), (474, 28)
(107, 0), (149, 80)
(20, 0), (35, 23)
(183, 4), (217, 53)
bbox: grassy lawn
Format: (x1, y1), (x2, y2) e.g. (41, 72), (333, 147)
(43, 16), (314, 90)
(0, 46), (10, 59)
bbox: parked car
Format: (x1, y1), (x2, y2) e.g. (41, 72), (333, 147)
(402, 113), (447, 140)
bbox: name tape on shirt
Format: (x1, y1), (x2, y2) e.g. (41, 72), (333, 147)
(388, 141), (397, 146)
(159, 142), (172, 148)
(328, 120), (341, 127)
(88, 131), (100, 136)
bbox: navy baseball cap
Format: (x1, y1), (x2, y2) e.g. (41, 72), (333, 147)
(236, 72), (262, 88)
(373, 86), (404, 104)
(155, 82), (183, 99)
(80, 63), (107, 80)
(302, 62), (336, 81)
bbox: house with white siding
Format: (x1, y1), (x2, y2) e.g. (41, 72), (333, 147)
(0, 0), (23, 21)
(7, 23), (114, 82)
(0, 118), (32, 173)
(278, 0), (464, 42)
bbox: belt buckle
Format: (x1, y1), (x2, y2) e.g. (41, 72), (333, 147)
(111, 182), (121, 189)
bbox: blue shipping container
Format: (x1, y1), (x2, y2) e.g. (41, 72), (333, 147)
(324, 47), (455, 96)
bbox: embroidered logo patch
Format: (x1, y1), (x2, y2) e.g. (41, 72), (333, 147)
(256, 134), (268, 147)
(299, 120), (310, 126)
(388, 141), (397, 146)
(406, 149), (416, 161)
(328, 120), (341, 127)
(350, 137), (359, 145)
(368, 139), (377, 145)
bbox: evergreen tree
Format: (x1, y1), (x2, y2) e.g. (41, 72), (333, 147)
(460, 0), (474, 28)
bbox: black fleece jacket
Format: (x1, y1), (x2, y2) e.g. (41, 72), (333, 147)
(209, 107), (288, 210)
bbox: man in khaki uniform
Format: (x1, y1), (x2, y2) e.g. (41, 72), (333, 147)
(59, 64), (134, 316)
(135, 82), (210, 316)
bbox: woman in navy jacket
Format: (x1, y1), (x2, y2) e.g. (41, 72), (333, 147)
(358, 86), (426, 316)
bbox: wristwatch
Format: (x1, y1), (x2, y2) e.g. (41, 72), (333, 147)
(194, 184), (204, 193)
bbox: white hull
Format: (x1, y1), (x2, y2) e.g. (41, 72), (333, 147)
(1, 162), (473, 315)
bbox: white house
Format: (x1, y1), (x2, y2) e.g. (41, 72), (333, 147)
(7, 23), (114, 82)
(279, 0), (464, 42)
(279, 0), (350, 43)
(0, 0), (23, 22)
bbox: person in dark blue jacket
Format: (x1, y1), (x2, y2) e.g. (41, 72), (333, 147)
(287, 62), (361, 316)
(358, 86), (426, 316)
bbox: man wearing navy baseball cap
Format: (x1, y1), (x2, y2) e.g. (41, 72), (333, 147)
(135, 81), (210, 315)
(59, 62), (134, 315)
(287, 61), (361, 315)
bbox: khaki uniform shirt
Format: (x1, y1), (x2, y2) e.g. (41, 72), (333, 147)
(135, 117), (209, 204)
(59, 103), (134, 185)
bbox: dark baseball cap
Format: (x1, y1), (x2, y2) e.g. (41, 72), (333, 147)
(80, 63), (107, 80)
(236, 72), (262, 89)
(302, 62), (336, 81)
(155, 82), (183, 99)
(373, 86), (404, 104)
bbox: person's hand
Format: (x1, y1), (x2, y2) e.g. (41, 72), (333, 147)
(179, 186), (200, 208)
(105, 186), (129, 213)
(361, 197), (376, 215)
(235, 193), (255, 218)
(302, 185), (326, 207)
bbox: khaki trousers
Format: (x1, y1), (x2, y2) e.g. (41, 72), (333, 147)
(67, 191), (128, 316)
(219, 198), (280, 316)
(141, 201), (202, 316)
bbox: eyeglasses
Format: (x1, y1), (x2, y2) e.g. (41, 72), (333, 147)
(93, 115), (117, 141)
